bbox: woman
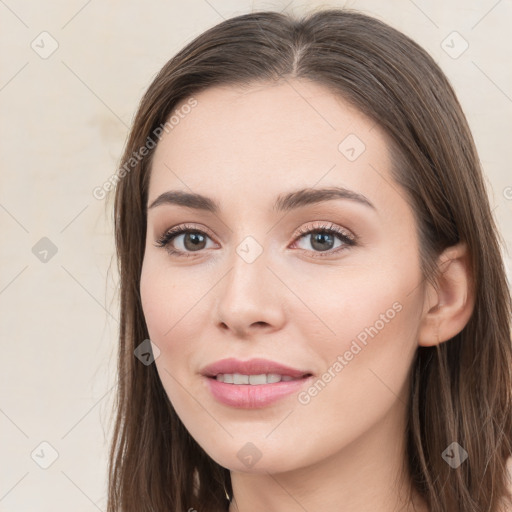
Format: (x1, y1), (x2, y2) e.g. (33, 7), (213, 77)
(108, 8), (512, 512)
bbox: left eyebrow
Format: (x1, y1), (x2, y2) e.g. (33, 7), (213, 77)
(147, 186), (375, 212)
(273, 186), (375, 212)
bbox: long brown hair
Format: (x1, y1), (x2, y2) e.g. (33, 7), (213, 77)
(108, 8), (512, 511)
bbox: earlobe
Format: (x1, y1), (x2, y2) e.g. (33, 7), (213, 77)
(418, 242), (475, 347)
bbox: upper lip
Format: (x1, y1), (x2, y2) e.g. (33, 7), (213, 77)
(200, 358), (312, 378)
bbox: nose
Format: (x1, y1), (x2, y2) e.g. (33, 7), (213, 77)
(214, 245), (286, 338)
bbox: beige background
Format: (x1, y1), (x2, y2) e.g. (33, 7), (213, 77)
(0, 1), (511, 510)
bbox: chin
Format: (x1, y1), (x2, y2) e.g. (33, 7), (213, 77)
(199, 439), (313, 475)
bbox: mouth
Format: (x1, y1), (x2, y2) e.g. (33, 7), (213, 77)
(200, 358), (314, 408)
(209, 372), (312, 384)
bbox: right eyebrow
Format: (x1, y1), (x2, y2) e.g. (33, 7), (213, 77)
(148, 190), (219, 212)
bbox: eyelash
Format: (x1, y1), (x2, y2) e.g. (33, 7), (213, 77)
(154, 222), (356, 259)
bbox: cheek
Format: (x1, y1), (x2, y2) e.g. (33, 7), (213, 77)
(297, 259), (423, 408)
(298, 256), (421, 348)
(140, 256), (208, 389)
(140, 264), (195, 420)
(140, 255), (189, 340)
(281, 277), (422, 467)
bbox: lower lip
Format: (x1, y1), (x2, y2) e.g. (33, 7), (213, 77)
(203, 376), (312, 408)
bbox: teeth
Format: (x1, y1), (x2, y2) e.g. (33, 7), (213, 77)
(214, 373), (300, 385)
(233, 373), (249, 384)
(249, 374), (267, 385)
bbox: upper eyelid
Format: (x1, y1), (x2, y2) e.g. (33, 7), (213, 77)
(295, 222), (355, 239)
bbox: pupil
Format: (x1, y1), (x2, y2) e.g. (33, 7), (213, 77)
(185, 233), (205, 250)
(311, 232), (333, 251)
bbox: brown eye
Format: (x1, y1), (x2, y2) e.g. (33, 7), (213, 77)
(179, 232), (208, 251)
(154, 224), (216, 257)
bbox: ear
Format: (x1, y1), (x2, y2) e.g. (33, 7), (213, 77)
(418, 242), (475, 347)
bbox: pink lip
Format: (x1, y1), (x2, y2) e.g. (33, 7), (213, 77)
(200, 357), (310, 379)
(200, 358), (313, 409)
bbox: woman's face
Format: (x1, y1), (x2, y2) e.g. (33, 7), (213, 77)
(140, 79), (427, 474)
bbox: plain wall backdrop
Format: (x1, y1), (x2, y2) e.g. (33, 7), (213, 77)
(1, 1), (511, 510)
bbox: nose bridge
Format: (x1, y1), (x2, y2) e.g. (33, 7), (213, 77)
(214, 232), (284, 334)
(224, 234), (271, 304)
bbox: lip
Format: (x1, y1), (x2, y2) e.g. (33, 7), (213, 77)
(200, 357), (313, 409)
(200, 357), (311, 379)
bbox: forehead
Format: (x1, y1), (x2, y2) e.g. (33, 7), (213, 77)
(148, 79), (393, 207)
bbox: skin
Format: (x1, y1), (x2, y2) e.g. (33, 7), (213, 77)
(140, 79), (473, 512)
